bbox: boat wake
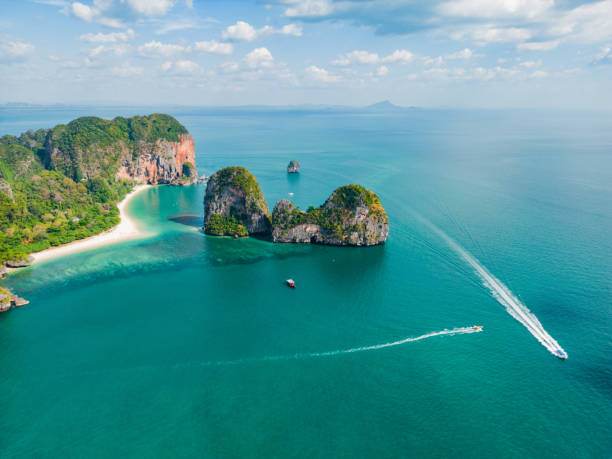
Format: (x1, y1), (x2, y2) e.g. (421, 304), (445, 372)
(180, 327), (482, 369)
(419, 218), (567, 359)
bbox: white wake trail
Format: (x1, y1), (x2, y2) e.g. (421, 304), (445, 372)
(184, 327), (482, 368)
(419, 218), (567, 359)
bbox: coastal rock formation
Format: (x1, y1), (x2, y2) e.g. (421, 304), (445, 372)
(0, 287), (29, 313)
(287, 160), (300, 173)
(43, 114), (197, 186)
(5, 255), (34, 268)
(272, 185), (389, 246)
(0, 264), (7, 279)
(204, 167), (271, 236)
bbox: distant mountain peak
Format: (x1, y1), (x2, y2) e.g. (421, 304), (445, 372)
(365, 100), (403, 110)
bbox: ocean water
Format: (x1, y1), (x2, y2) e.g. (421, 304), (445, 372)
(0, 106), (611, 458)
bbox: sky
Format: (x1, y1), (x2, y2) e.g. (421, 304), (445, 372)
(1, 0), (612, 108)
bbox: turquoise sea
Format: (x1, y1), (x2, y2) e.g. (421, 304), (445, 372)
(0, 106), (611, 458)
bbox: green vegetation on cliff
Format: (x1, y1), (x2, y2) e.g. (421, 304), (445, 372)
(205, 214), (248, 237)
(272, 185), (388, 239)
(0, 113), (187, 265)
(212, 166), (265, 204)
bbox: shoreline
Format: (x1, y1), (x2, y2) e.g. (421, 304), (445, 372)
(9, 184), (152, 270)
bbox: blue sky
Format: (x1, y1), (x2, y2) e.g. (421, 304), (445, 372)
(1, 0), (612, 107)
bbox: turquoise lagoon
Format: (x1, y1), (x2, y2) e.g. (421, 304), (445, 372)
(0, 107), (611, 457)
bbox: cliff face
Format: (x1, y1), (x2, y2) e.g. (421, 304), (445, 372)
(43, 115), (197, 186)
(272, 185), (389, 246)
(115, 134), (196, 185)
(204, 167), (271, 236)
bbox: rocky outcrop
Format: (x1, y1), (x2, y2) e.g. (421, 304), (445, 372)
(0, 264), (7, 279)
(4, 255), (34, 268)
(42, 114), (197, 186)
(272, 185), (389, 246)
(0, 178), (13, 201)
(0, 287), (29, 313)
(204, 167), (271, 236)
(287, 160), (300, 173)
(115, 134), (197, 185)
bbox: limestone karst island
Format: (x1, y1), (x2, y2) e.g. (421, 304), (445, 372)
(203, 166), (389, 246)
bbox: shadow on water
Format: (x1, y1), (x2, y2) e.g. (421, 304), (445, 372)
(167, 212), (204, 228)
(286, 171), (301, 185)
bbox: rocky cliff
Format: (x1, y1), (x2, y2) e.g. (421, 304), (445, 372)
(43, 114), (197, 186)
(0, 287), (28, 313)
(204, 167), (271, 236)
(272, 185), (389, 246)
(287, 160), (300, 173)
(115, 134), (196, 185)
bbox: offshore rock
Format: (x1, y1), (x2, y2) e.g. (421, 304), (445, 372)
(272, 184), (389, 246)
(287, 160), (300, 173)
(0, 287), (29, 313)
(204, 166), (271, 236)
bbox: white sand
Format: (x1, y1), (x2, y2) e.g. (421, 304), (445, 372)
(28, 184), (152, 264)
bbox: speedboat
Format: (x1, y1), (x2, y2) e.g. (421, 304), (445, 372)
(286, 279), (296, 288)
(555, 349), (568, 359)
(473, 325), (483, 331)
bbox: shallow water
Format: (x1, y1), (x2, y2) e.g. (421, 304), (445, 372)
(1, 107), (611, 458)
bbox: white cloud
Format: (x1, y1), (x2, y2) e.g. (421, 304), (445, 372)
(520, 60), (541, 68)
(334, 49), (416, 66)
(446, 48), (473, 59)
(79, 28), (134, 43)
(111, 63), (143, 77)
(156, 20), (198, 34)
(185, 0), (193, 7)
(376, 65), (389, 76)
(222, 21), (257, 41)
(138, 40), (186, 58)
(530, 69), (548, 78)
(88, 43), (130, 57)
(220, 61), (240, 73)
(306, 64), (340, 82)
(222, 20), (302, 42)
(517, 40), (559, 51)
(120, 0), (174, 16)
(456, 26), (532, 43)
(194, 40), (233, 55)
(424, 56), (444, 66)
(548, 0), (612, 43)
(438, 0), (554, 19)
(245, 47), (274, 68)
(333, 50), (380, 65)
(382, 49), (414, 63)
(71, 2), (96, 21)
(161, 60), (204, 75)
(284, 0), (334, 18)
(172, 59), (200, 74)
(0, 38), (35, 62)
(278, 24), (303, 36)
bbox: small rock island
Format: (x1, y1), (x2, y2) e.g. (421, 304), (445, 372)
(272, 185), (388, 246)
(203, 167), (389, 246)
(287, 160), (300, 173)
(203, 166), (271, 237)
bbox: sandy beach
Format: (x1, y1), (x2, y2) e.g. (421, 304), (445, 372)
(27, 184), (152, 265)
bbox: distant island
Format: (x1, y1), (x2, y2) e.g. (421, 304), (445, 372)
(203, 166), (389, 246)
(0, 113), (197, 274)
